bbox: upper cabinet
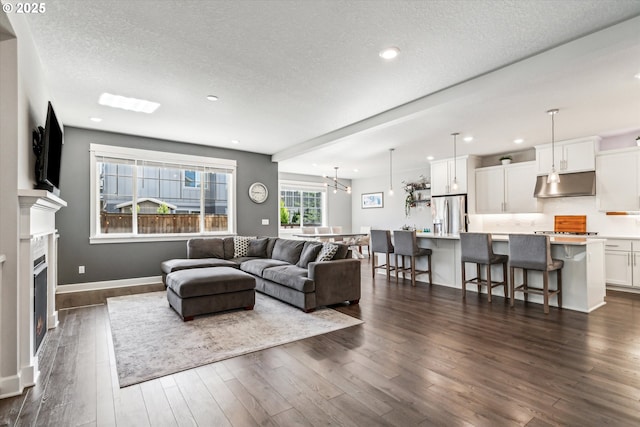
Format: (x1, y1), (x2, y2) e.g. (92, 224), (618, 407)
(431, 155), (479, 196)
(476, 161), (540, 214)
(596, 147), (640, 211)
(535, 137), (600, 175)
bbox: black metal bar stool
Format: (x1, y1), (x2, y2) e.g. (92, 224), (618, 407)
(393, 230), (432, 286)
(508, 234), (563, 314)
(370, 229), (396, 281)
(460, 232), (508, 302)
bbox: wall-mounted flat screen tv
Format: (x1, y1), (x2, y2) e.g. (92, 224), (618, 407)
(33, 101), (63, 196)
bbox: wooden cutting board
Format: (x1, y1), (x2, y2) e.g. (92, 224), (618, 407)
(554, 215), (587, 233)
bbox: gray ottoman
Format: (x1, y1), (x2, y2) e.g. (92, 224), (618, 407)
(165, 266), (256, 321)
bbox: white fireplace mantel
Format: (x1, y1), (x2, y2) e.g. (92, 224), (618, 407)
(2, 189), (67, 398)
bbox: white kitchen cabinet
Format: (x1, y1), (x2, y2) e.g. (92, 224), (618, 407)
(431, 156), (478, 196)
(596, 147), (640, 211)
(604, 239), (640, 288)
(535, 137), (599, 175)
(475, 161), (539, 213)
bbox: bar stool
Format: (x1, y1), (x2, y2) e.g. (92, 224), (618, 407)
(508, 234), (563, 314)
(370, 229), (396, 281)
(460, 232), (508, 302)
(393, 230), (432, 286)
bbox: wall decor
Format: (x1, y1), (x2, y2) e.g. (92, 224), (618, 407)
(361, 192), (384, 209)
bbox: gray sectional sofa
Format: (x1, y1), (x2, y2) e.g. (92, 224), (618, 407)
(161, 236), (361, 312)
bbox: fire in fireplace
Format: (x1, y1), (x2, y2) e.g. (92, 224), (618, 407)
(33, 255), (47, 354)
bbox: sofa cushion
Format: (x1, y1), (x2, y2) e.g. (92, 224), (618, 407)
(223, 237), (235, 259)
(262, 265), (315, 293)
(296, 241), (323, 268)
(332, 243), (350, 260)
(240, 258), (290, 277)
(265, 237), (278, 258)
(272, 239), (306, 264)
(316, 243), (339, 262)
(234, 236), (256, 258)
(247, 237), (269, 257)
(161, 258), (238, 275)
(187, 238), (224, 259)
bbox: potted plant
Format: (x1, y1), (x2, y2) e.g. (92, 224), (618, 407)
(636, 136), (640, 146)
(499, 155), (512, 165)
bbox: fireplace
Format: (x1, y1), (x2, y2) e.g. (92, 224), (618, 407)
(33, 255), (47, 354)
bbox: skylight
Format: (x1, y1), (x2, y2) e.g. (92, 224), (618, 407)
(98, 93), (161, 114)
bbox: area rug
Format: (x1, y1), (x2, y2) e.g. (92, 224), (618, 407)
(107, 291), (363, 387)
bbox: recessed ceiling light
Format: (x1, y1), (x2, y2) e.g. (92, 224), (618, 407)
(634, 72), (640, 80)
(353, 169), (359, 172)
(89, 117), (102, 122)
(312, 163), (318, 167)
(98, 93), (160, 114)
(231, 139), (239, 144)
(514, 138), (524, 144)
(379, 47), (400, 60)
(206, 95), (219, 101)
(463, 136), (473, 142)
(426, 155), (434, 161)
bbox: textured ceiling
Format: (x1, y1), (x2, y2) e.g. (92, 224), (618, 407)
(10, 0), (640, 178)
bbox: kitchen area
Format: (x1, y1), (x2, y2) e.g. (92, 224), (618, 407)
(352, 130), (640, 313)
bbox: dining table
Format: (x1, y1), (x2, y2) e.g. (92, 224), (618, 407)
(293, 232), (369, 258)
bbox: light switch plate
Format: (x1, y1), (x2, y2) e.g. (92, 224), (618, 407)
(261, 219), (269, 225)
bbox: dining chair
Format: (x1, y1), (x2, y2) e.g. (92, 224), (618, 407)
(330, 226), (344, 241)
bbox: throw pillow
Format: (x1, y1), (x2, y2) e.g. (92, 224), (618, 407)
(233, 236), (256, 258)
(247, 237), (269, 258)
(316, 243), (339, 262)
(296, 241), (323, 268)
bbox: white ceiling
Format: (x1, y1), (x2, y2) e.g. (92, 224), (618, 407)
(12, 0), (640, 178)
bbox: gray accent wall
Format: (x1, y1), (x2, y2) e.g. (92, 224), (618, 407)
(57, 127), (278, 285)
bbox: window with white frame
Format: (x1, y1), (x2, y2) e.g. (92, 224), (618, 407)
(279, 181), (326, 228)
(90, 144), (236, 242)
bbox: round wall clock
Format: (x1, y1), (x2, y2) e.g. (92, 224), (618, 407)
(249, 182), (268, 203)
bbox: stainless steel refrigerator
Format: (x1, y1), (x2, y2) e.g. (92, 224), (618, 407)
(431, 195), (467, 235)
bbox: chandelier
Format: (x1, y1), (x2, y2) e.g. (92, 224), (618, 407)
(324, 167), (351, 194)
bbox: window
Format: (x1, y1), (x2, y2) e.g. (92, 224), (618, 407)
(90, 144), (236, 243)
(279, 181), (326, 228)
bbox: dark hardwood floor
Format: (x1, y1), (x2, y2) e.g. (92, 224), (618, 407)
(2, 260), (640, 426)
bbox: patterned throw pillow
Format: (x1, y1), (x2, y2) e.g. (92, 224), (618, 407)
(233, 236), (256, 258)
(316, 243), (339, 262)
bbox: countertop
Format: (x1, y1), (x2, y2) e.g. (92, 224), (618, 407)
(415, 232), (607, 246)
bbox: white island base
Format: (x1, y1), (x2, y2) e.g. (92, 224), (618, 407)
(379, 233), (606, 313)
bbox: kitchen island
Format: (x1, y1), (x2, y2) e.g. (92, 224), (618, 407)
(384, 232), (606, 313)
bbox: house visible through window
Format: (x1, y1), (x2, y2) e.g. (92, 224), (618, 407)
(90, 144), (236, 242)
(280, 181), (325, 228)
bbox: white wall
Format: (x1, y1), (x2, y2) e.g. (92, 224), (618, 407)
(278, 172), (353, 236)
(351, 167), (432, 232)
(0, 12), (52, 397)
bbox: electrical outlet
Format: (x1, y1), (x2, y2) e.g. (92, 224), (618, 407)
(261, 219), (269, 225)
(78, 266), (85, 274)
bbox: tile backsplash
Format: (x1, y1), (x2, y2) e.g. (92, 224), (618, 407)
(473, 196), (640, 237)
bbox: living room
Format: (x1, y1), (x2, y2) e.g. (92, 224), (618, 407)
(2, 1), (640, 425)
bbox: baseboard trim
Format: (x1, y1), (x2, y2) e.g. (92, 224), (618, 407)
(56, 276), (162, 294)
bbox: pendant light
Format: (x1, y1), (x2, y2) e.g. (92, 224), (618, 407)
(323, 167), (351, 194)
(388, 148), (395, 196)
(547, 109), (560, 184)
(451, 132), (459, 192)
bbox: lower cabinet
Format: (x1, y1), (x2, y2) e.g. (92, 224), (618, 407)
(605, 239), (640, 287)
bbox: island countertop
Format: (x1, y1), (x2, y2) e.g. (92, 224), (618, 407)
(415, 232), (607, 246)
(382, 231), (607, 313)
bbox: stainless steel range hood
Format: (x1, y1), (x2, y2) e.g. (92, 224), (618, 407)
(534, 171), (596, 198)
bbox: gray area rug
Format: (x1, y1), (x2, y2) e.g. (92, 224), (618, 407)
(107, 291), (363, 387)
